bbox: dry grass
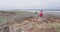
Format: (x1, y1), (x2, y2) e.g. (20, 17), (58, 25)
(0, 11), (60, 32)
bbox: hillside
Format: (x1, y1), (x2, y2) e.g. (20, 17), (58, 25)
(0, 11), (60, 32)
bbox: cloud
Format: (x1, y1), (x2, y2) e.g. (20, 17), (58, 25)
(0, 0), (60, 9)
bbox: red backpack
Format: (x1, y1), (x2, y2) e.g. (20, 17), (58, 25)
(39, 12), (43, 17)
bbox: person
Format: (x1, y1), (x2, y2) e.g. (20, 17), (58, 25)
(34, 12), (39, 19)
(34, 12), (37, 17)
(39, 10), (43, 18)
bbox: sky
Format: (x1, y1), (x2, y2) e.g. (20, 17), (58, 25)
(0, 0), (60, 9)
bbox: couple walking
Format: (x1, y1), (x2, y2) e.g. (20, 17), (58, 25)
(35, 10), (43, 19)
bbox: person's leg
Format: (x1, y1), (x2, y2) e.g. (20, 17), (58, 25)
(36, 14), (39, 19)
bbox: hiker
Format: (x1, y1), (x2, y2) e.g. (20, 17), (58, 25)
(39, 10), (43, 18)
(34, 12), (39, 19)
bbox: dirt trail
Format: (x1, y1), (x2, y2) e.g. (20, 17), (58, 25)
(0, 16), (60, 32)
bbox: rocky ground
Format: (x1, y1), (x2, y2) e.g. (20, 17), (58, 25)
(0, 11), (60, 32)
(0, 15), (60, 32)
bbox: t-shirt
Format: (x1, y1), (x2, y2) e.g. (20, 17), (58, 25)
(34, 12), (39, 17)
